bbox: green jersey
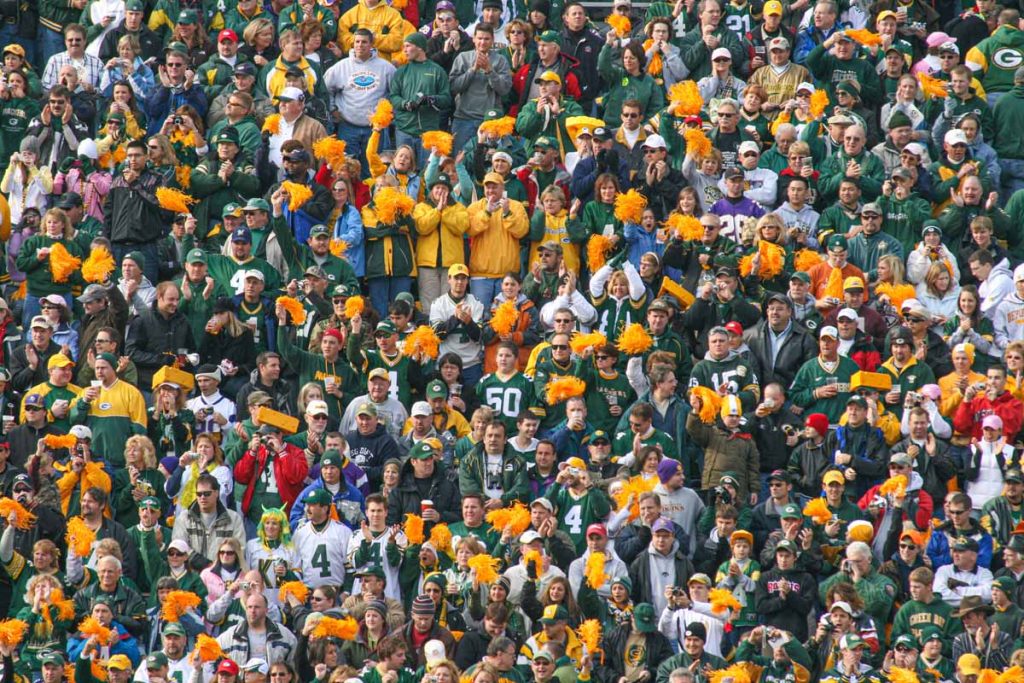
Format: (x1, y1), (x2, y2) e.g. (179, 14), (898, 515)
(592, 292), (648, 344)
(206, 253), (281, 295)
(576, 358), (635, 433)
(544, 482), (613, 552)
(688, 354), (760, 411)
(789, 355), (861, 423)
(477, 371), (534, 434)
(347, 339), (422, 407)
(236, 298), (274, 355)
(533, 357), (577, 429)
(612, 426), (679, 460)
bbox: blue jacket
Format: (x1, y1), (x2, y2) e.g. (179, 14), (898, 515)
(333, 202), (366, 277)
(550, 420), (598, 460)
(146, 84), (208, 135)
(570, 155), (630, 205)
(623, 222), (662, 267)
(67, 621), (141, 668)
(289, 476), (366, 530)
(794, 24), (845, 64)
(926, 523), (995, 569)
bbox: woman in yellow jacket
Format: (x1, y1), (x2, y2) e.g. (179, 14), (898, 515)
(336, 0), (407, 63)
(362, 175), (418, 318)
(527, 186), (586, 275)
(413, 174), (469, 313)
(940, 342), (988, 451)
(466, 172), (530, 304)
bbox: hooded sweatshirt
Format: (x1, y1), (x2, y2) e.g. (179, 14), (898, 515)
(980, 261), (1015, 319)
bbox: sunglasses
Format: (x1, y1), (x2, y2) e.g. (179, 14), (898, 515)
(550, 344), (568, 350)
(196, 490), (215, 498)
(899, 543), (916, 550)
(219, 549), (236, 555)
(621, 112), (640, 118)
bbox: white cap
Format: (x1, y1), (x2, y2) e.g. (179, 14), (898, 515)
(900, 297), (923, 312)
(278, 86), (305, 102)
(242, 659), (269, 675)
(938, 41), (960, 54)
(244, 269), (265, 281)
(711, 47), (732, 61)
(944, 129), (968, 146)
(836, 307), (858, 321)
(411, 401), (431, 417)
(830, 600), (855, 615)
(819, 326), (839, 339)
(306, 399), (329, 416)
(70, 425), (93, 441)
(903, 142), (926, 157)
(1014, 264), (1024, 282)
(520, 530), (543, 544)
(738, 140), (760, 155)
(78, 138), (99, 161)
(168, 539), (191, 554)
(796, 81), (815, 94)
(642, 134), (667, 150)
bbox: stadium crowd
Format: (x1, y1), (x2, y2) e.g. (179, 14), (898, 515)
(4, 0), (1024, 683)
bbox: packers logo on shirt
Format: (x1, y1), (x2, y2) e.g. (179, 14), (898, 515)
(625, 642), (646, 666)
(993, 47), (1024, 69)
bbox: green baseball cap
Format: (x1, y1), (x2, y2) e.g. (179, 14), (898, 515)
(138, 496), (161, 509)
(164, 41), (189, 56)
(222, 202), (242, 218)
(303, 488), (332, 506)
(40, 652), (66, 667)
(176, 9), (198, 24)
(633, 603), (657, 633)
(125, 0), (144, 10)
(826, 234), (849, 251)
(242, 198), (271, 212)
(780, 503), (802, 519)
(310, 223), (330, 237)
(538, 29), (561, 45)
(376, 320), (398, 335)
(212, 127), (239, 146)
(411, 441), (436, 460)
(186, 248), (207, 265)
(426, 379), (448, 399)
(146, 653), (169, 670)
(162, 622), (186, 637)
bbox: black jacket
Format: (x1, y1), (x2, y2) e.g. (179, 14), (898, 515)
(627, 541), (695, 606)
(385, 456), (460, 526)
(559, 26), (604, 105)
(8, 340), (62, 394)
(125, 302), (197, 388)
(102, 168), (170, 245)
(891, 436), (958, 512)
(743, 319), (818, 389)
(10, 504), (66, 563)
(98, 25), (163, 62)
(348, 423), (403, 490)
(755, 566), (816, 641)
(235, 369), (296, 422)
(632, 165), (688, 220)
(615, 519), (689, 566)
(596, 624), (674, 683)
(679, 294), (762, 357)
(26, 114), (91, 174)
(753, 408), (803, 474)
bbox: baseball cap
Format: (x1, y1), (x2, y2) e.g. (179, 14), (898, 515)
(836, 307), (858, 321)
(823, 470), (845, 486)
(448, 263), (470, 277)
(218, 28), (238, 43)
(651, 517), (674, 534)
(410, 441), (436, 460)
(538, 240), (563, 254)
(586, 523), (608, 538)
(819, 326), (838, 339)
(483, 172), (505, 186)
(306, 400), (329, 416)
(303, 488), (332, 506)
(106, 656), (133, 671)
(217, 661), (240, 676)
(633, 603), (657, 633)
(520, 530), (543, 545)
(162, 622), (186, 637)
(146, 652), (169, 670)
(768, 36), (790, 50)
(711, 47), (732, 61)
(535, 70), (562, 85)
(185, 248), (207, 265)
(355, 402), (378, 417)
(231, 227), (253, 244)
(790, 271), (810, 284)
(642, 134), (667, 150)
(953, 536), (980, 552)
(780, 503), (802, 520)
(47, 354), (74, 369)
(983, 414), (1004, 431)
(242, 659), (269, 676)
(411, 401), (431, 417)
(840, 634), (868, 650)
(831, 600), (855, 615)
(958, 654), (982, 676)
(945, 129), (968, 146)
(30, 315), (52, 330)
(530, 498), (554, 512)
(426, 380), (448, 399)
(1014, 263), (1024, 282)
(368, 366), (392, 382)
(278, 86), (305, 102)
(724, 166), (745, 180)
(540, 605), (569, 624)
(233, 62), (257, 77)
(890, 452), (913, 467)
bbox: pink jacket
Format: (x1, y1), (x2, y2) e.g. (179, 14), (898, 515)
(53, 167), (112, 222)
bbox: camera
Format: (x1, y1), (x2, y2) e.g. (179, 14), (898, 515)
(714, 485), (732, 505)
(173, 115), (183, 125)
(781, 424), (796, 436)
(239, 581), (253, 591)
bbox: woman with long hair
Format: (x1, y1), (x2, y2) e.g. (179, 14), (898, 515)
(245, 507), (301, 608)
(199, 297), (257, 398)
(200, 537), (247, 604)
(528, 186), (586, 275)
(366, 134), (423, 202)
(522, 574), (582, 627)
(13, 573), (75, 672)
(943, 285), (998, 372)
(588, 259), (648, 344)
(581, 174), (624, 258)
(99, 35), (155, 104)
(503, 20), (536, 72)
(916, 262), (960, 321)
(15, 207), (79, 326)
(872, 253), (910, 328)
(240, 18), (280, 69)
(165, 433), (234, 513)
(597, 38), (664, 126)
(144, 134), (178, 185)
(1005, 341), (1024, 401)
(170, 14), (213, 68)
(111, 435), (168, 528)
(0, 530), (61, 616)
(329, 177), (366, 278)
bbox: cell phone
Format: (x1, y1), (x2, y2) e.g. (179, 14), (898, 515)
(802, 156), (812, 171)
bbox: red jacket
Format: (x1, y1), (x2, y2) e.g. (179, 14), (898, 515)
(233, 443), (309, 514)
(511, 55), (582, 115)
(857, 482), (933, 532)
(952, 391), (1024, 442)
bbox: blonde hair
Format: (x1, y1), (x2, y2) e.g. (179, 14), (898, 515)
(124, 434), (157, 469)
(42, 208), (74, 240)
(243, 18), (275, 46)
(878, 253), (906, 286)
(925, 262), (952, 297)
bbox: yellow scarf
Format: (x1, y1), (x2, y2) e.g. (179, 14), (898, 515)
(180, 461), (218, 510)
(266, 58), (316, 101)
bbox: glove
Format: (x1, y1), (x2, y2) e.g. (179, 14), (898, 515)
(403, 100), (417, 112)
(947, 577), (967, 590)
(526, 555), (538, 579)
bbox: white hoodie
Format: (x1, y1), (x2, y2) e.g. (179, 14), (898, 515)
(980, 262), (1014, 320)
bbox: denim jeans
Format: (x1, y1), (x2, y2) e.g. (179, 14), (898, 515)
(337, 122), (385, 180)
(367, 275), (413, 318)
(469, 277), (502, 307)
(451, 117), (483, 159)
(37, 25), (65, 69)
(1000, 157), (1024, 201)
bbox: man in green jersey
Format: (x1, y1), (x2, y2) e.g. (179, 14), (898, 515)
(789, 325), (861, 423)
(545, 456), (612, 552)
(688, 326), (761, 412)
(207, 227), (281, 295)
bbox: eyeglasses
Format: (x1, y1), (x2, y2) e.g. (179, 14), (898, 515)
(621, 112), (640, 118)
(95, 338), (113, 344)
(219, 549), (236, 555)
(906, 317), (927, 323)
(551, 344), (568, 350)
(65, 38), (83, 44)
(166, 62), (185, 68)
(948, 509), (968, 515)
(899, 543), (917, 550)
(196, 490), (215, 498)
(25, 406), (44, 412)
(596, 355), (611, 360)
(310, 415), (328, 420)
(717, 111), (736, 117)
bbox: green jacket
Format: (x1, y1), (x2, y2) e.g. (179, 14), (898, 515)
(789, 355), (861, 423)
(16, 236), (83, 296)
(270, 215), (360, 289)
(0, 96), (40, 173)
(277, 326), (361, 419)
(818, 569), (898, 627)
(222, 3), (271, 35)
(208, 116), (262, 162)
(388, 59), (453, 135)
(544, 481), (612, 552)
(364, 212), (416, 279)
(40, 0), (81, 32)
(596, 44), (666, 126)
(805, 43), (882, 108)
(877, 193), (933, 255)
(967, 24), (1024, 94)
(514, 96), (585, 158)
(891, 596), (960, 655)
(197, 53), (252, 102)
(277, 0), (337, 36)
(190, 156), (260, 235)
(458, 444), (530, 504)
(993, 85), (1024, 160)
(677, 23), (747, 80)
(818, 149), (885, 203)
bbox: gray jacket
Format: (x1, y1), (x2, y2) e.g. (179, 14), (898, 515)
(449, 49), (512, 120)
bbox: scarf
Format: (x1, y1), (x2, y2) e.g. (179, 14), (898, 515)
(180, 461), (219, 510)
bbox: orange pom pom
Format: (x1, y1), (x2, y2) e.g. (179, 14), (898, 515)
(329, 239), (348, 258)
(275, 296), (307, 326)
(479, 116), (516, 138)
(156, 187), (197, 213)
(0, 498), (36, 530)
(684, 127), (712, 158)
(606, 14), (631, 36)
(403, 325), (441, 360)
(429, 523), (453, 554)
(82, 246), (116, 284)
(160, 591), (201, 622)
(611, 475), (658, 521)
(489, 299), (519, 336)
(374, 186), (416, 224)
(664, 213), (704, 241)
(468, 554), (500, 584)
(311, 616), (359, 641)
(175, 164), (192, 190)
(77, 616), (114, 645)
(404, 513), (425, 545)
(880, 474), (908, 498)
(262, 114), (281, 135)
(613, 189), (647, 224)
(876, 282), (917, 315)
(918, 72), (949, 99)
(739, 241), (784, 280)
(545, 376), (586, 404)
(793, 249), (824, 272)
(616, 323), (653, 355)
(485, 502), (532, 536)
(690, 386), (722, 423)
(280, 181), (313, 211)
(668, 80), (703, 116)
(369, 100), (394, 130)
(278, 581), (310, 605)
(584, 552), (609, 589)
(44, 434), (79, 450)
(313, 137), (348, 170)
(577, 619), (602, 653)
(809, 89), (830, 119)
(422, 131), (454, 157)
(66, 516), (96, 557)
(49, 242), (82, 284)
(709, 587), (742, 614)
(570, 331), (607, 355)
(803, 497), (833, 526)
(344, 295), (365, 319)
(824, 267), (845, 301)
(0, 620), (28, 648)
(587, 234), (614, 271)
(196, 634), (224, 662)
(843, 28), (882, 45)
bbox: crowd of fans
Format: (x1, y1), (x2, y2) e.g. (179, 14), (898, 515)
(4, 0), (1024, 682)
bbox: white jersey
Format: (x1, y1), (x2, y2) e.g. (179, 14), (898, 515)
(294, 520), (352, 588)
(133, 656), (194, 683)
(186, 391), (237, 437)
(346, 529), (405, 601)
(245, 538), (303, 608)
